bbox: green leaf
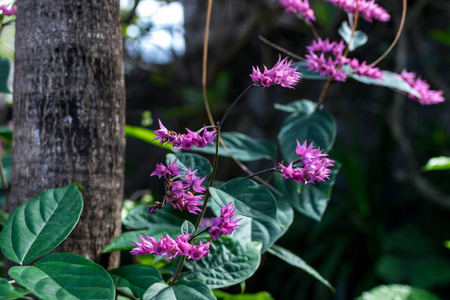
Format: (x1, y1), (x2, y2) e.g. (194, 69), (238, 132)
(179, 237), (261, 289)
(123, 204), (184, 230)
(0, 184), (83, 264)
(445, 241), (450, 250)
(213, 290), (274, 300)
(109, 265), (164, 299)
(281, 163), (340, 221)
(0, 57), (11, 94)
(267, 245), (335, 292)
(0, 154), (11, 189)
(9, 253), (115, 300)
(166, 153), (213, 179)
(232, 188), (294, 253)
(0, 125), (12, 144)
(291, 62), (329, 80)
(209, 178), (282, 227)
(181, 221), (195, 235)
(422, 156), (450, 171)
(277, 100), (336, 163)
(337, 21), (368, 51)
(143, 280), (216, 300)
(191, 132), (276, 161)
(346, 69), (421, 98)
(0, 278), (31, 299)
(356, 284), (441, 300)
(125, 125), (173, 150)
(102, 226), (181, 253)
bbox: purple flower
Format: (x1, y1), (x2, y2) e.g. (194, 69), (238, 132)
(209, 203), (241, 239)
(0, 4), (16, 16)
(325, 0), (390, 23)
(166, 159), (183, 176)
(148, 160), (206, 215)
(305, 38), (349, 82)
(279, 141), (334, 184)
(348, 58), (383, 79)
(399, 70), (445, 105)
(188, 241), (211, 260)
(150, 163), (167, 178)
(153, 119), (217, 149)
(251, 55), (302, 88)
(130, 233), (211, 260)
(278, 0), (316, 22)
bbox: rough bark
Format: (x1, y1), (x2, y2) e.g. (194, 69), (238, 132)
(9, 0), (125, 269)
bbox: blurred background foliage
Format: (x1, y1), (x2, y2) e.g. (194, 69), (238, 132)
(1, 0), (449, 299)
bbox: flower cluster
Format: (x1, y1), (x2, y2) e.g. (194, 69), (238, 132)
(399, 70), (445, 105)
(279, 141), (334, 184)
(0, 3), (16, 16)
(305, 38), (348, 81)
(149, 159), (206, 214)
(278, 0), (315, 22)
(325, 0), (390, 23)
(348, 58), (383, 79)
(250, 55), (302, 88)
(209, 203), (241, 240)
(153, 119), (217, 150)
(130, 233), (210, 260)
(305, 38), (383, 81)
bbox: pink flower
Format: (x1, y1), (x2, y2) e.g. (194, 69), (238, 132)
(0, 4), (16, 16)
(325, 0), (390, 23)
(251, 55), (302, 88)
(130, 233), (211, 260)
(279, 141), (334, 184)
(278, 0), (316, 22)
(399, 70), (445, 105)
(209, 203), (241, 239)
(148, 160), (206, 215)
(153, 119), (217, 149)
(305, 38), (349, 82)
(348, 58), (383, 79)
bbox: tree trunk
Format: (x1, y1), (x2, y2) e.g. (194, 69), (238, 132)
(9, 0), (125, 270)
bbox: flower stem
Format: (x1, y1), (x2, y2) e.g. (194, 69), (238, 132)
(170, 125), (221, 286)
(246, 167), (278, 178)
(219, 85), (255, 128)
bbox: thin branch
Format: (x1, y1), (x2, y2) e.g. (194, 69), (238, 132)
(258, 35), (305, 61)
(123, 0), (141, 25)
(370, 0), (407, 66)
(203, 0), (215, 126)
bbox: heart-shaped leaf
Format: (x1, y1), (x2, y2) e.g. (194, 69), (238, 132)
(181, 221), (195, 236)
(191, 132), (276, 161)
(277, 163), (340, 221)
(268, 245), (335, 292)
(143, 280), (216, 300)
(338, 21), (368, 51)
(166, 153), (212, 179)
(346, 69), (421, 98)
(0, 278), (31, 299)
(123, 205), (184, 230)
(232, 191), (294, 253)
(277, 100), (336, 163)
(209, 178), (282, 227)
(9, 253), (115, 300)
(109, 265), (164, 299)
(179, 237), (261, 288)
(0, 184), (83, 264)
